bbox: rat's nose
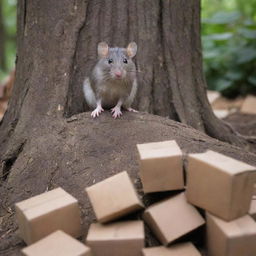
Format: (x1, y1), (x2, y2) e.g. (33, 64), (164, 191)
(115, 71), (122, 78)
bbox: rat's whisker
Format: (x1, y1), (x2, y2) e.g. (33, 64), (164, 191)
(127, 70), (143, 73)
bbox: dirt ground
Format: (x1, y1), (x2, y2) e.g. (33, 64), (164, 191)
(224, 113), (256, 137)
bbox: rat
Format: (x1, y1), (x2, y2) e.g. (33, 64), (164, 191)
(83, 42), (138, 118)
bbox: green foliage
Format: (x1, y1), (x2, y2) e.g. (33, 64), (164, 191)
(202, 0), (256, 97)
(0, 0), (16, 82)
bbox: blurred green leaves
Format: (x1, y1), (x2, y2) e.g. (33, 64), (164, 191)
(203, 11), (241, 24)
(0, 0), (16, 82)
(202, 1), (256, 97)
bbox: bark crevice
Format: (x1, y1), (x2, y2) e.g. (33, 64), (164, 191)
(64, 4), (88, 118)
(1, 140), (26, 181)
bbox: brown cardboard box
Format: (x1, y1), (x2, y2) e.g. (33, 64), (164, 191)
(136, 140), (184, 193)
(206, 213), (256, 256)
(186, 150), (256, 221)
(15, 187), (81, 245)
(22, 230), (91, 256)
(213, 109), (229, 119)
(143, 193), (205, 245)
(142, 242), (201, 256)
(86, 171), (144, 223)
(240, 95), (256, 114)
(86, 220), (144, 256)
(207, 90), (221, 104)
(249, 198), (256, 220)
(251, 175), (256, 198)
(253, 184), (256, 197)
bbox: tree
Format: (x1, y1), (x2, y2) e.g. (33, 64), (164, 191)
(1, 1), (255, 255)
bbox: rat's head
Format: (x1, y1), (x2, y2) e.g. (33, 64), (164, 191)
(97, 42), (137, 81)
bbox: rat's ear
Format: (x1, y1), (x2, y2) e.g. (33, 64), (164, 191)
(98, 42), (109, 58)
(126, 42), (137, 58)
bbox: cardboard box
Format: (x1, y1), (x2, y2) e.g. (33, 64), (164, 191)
(207, 213), (256, 256)
(213, 109), (229, 119)
(142, 242), (201, 255)
(240, 95), (256, 114)
(136, 140), (184, 193)
(22, 230), (91, 256)
(143, 193), (205, 245)
(207, 90), (221, 104)
(249, 199), (256, 221)
(15, 187), (82, 245)
(86, 220), (144, 256)
(253, 184), (256, 197)
(86, 171), (143, 223)
(186, 150), (256, 221)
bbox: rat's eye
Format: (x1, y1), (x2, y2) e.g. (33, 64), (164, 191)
(123, 58), (128, 64)
(108, 59), (113, 64)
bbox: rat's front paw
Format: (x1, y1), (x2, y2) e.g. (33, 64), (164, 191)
(111, 106), (122, 119)
(91, 106), (104, 118)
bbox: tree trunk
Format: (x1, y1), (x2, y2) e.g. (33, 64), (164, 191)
(0, 1), (255, 255)
(0, 0), (249, 149)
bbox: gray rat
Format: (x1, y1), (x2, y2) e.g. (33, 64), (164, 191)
(83, 42), (138, 118)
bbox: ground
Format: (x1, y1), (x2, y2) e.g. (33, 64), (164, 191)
(225, 113), (256, 137)
(0, 110), (256, 256)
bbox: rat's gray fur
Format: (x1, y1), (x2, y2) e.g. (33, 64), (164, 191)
(83, 43), (138, 111)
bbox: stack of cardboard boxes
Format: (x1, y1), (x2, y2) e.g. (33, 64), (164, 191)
(240, 95), (256, 115)
(85, 171), (145, 256)
(15, 140), (256, 255)
(186, 150), (256, 256)
(15, 188), (91, 255)
(137, 140), (203, 255)
(16, 172), (146, 256)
